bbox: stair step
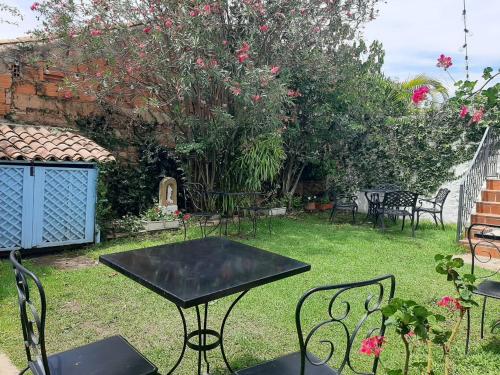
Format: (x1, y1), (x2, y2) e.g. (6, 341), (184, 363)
(481, 190), (500, 202)
(487, 179), (500, 190)
(459, 239), (500, 259)
(476, 201), (500, 214)
(471, 212), (500, 226)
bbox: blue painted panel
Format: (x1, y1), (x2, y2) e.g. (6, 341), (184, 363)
(0, 166), (26, 250)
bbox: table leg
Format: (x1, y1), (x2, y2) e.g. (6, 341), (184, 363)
(167, 305), (188, 375)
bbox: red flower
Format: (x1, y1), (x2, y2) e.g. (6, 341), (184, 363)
(437, 54), (453, 70)
(143, 26), (152, 34)
(437, 296), (464, 311)
(251, 95), (262, 103)
(196, 58), (205, 68)
(223, 40), (229, 46)
(259, 25), (269, 32)
(270, 66), (280, 75)
(412, 86), (430, 104)
(164, 19), (174, 28)
(190, 8), (200, 17)
(231, 87), (241, 96)
(460, 105), (469, 118)
(90, 29), (102, 37)
(30, 2), (40, 11)
(360, 336), (386, 357)
(236, 42), (251, 63)
(472, 108), (484, 123)
(174, 210), (181, 216)
(183, 214), (191, 221)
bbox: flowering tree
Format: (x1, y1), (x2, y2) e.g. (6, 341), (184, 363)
(30, 0), (380, 191)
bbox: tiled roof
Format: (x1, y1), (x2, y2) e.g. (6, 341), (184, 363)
(0, 122), (115, 162)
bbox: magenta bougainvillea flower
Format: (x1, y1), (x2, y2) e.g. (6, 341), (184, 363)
(412, 86), (430, 104)
(437, 296), (464, 311)
(271, 66), (280, 75)
(360, 336), (386, 357)
(237, 42), (251, 63)
(164, 19), (173, 28)
(195, 58), (205, 68)
(90, 29), (102, 37)
(459, 105), (469, 118)
(259, 25), (270, 32)
(472, 108), (485, 123)
(31, 2), (40, 11)
(436, 54), (453, 70)
(230, 87), (241, 96)
(143, 26), (152, 34)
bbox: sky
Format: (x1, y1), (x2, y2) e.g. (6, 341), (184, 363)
(1, 0), (499, 90)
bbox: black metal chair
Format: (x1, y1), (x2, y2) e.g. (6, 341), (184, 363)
(364, 184), (400, 221)
(329, 194), (358, 224)
(465, 224), (500, 353)
(374, 191), (418, 237)
(238, 193), (273, 237)
(415, 188), (450, 230)
(236, 274), (396, 375)
(182, 182), (219, 237)
(9, 250), (158, 375)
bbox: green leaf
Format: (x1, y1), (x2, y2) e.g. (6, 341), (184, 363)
(483, 67), (493, 80)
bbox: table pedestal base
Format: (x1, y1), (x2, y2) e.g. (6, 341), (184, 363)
(167, 290), (248, 375)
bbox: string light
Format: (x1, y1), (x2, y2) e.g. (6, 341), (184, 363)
(462, 0), (470, 80)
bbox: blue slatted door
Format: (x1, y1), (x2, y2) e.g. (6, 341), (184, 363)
(0, 166), (33, 250)
(32, 167), (97, 248)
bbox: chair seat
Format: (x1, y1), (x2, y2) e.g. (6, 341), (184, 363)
(41, 335), (157, 375)
(236, 352), (338, 375)
(378, 208), (411, 216)
(416, 207), (440, 213)
(474, 279), (500, 299)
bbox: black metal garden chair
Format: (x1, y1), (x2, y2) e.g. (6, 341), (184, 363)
(329, 193), (358, 224)
(465, 224), (500, 353)
(415, 188), (450, 230)
(182, 182), (218, 237)
(236, 274), (396, 375)
(9, 250), (158, 375)
(374, 191), (418, 237)
(364, 184), (400, 221)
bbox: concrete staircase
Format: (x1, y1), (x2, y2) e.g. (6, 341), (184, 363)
(459, 178), (500, 259)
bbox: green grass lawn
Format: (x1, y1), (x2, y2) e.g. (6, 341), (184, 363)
(1, 214), (499, 374)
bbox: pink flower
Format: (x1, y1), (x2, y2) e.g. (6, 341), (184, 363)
(237, 42), (251, 63)
(183, 214), (191, 221)
(164, 19), (174, 28)
(437, 296), (464, 311)
(437, 54), (453, 70)
(259, 25), (269, 32)
(90, 29), (102, 37)
(63, 91), (73, 100)
(360, 336), (386, 357)
(238, 53), (250, 63)
(143, 26), (152, 34)
(251, 95), (262, 103)
(287, 89), (301, 98)
(270, 66), (280, 75)
(238, 42), (250, 53)
(472, 108), (484, 123)
(210, 59), (218, 68)
(174, 210), (181, 216)
(196, 58), (205, 68)
(203, 4), (211, 14)
(190, 8), (200, 17)
(223, 40), (229, 46)
(412, 86), (430, 104)
(459, 105), (469, 118)
(30, 2), (40, 11)
(231, 87), (241, 96)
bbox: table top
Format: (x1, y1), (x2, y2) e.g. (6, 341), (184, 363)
(99, 237), (310, 308)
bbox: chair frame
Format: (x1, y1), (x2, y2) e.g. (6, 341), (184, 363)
(375, 191), (418, 237)
(465, 224), (500, 353)
(295, 274), (396, 375)
(364, 184), (401, 221)
(330, 194), (358, 224)
(10, 250), (50, 375)
(416, 188), (450, 230)
(182, 182), (218, 237)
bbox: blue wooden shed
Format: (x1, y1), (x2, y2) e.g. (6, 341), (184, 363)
(0, 122), (115, 253)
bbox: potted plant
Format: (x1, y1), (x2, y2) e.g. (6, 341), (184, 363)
(318, 193), (333, 211)
(141, 204), (180, 231)
(269, 196), (287, 216)
(304, 195), (317, 212)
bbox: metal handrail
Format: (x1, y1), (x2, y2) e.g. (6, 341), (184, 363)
(457, 126), (500, 241)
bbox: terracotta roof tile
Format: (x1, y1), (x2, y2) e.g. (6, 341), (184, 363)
(0, 121), (115, 162)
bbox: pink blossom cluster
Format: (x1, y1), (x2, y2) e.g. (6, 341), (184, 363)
(412, 86), (429, 104)
(436, 54), (453, 70)
(359, 336), (386, 357)
(460, 106), (485, 123)
(437, 296), (464, 312)
(236, 42), (251, 63)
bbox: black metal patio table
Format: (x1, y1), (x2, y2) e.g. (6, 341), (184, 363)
(99, 237), (310, 375)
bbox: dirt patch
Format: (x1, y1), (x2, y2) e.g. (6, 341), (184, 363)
(0, 352), (17, 375)
(32, 253), (98, 270)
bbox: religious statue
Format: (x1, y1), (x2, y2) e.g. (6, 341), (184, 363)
(159, 177), (178, 213)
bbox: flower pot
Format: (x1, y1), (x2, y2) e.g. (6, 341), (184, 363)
(142, 220), (180, 232)
(318, 202), (333, 211)
(269, 207), (287, 216)
(305, 202), (317, 212)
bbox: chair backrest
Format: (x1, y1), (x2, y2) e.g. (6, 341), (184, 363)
(435, 188), (450, 206)
(467, 223), (500, 276)
(382, 191), (418, 210)
(334, 194), (357, 206)
(10, 250), (50, 375)
(296, 274), (396, 375)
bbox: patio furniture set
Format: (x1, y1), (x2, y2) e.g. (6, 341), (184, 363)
(331, 184), (451, 237)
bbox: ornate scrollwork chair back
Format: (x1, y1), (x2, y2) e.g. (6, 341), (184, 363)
(465, 224), (500, 353)
(182, 182), (211, 212)
(10, 250), (50, 375)
(435, 188), (451, 207)
(382, 191), (417, 210)
(295, 274), (396, 375)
